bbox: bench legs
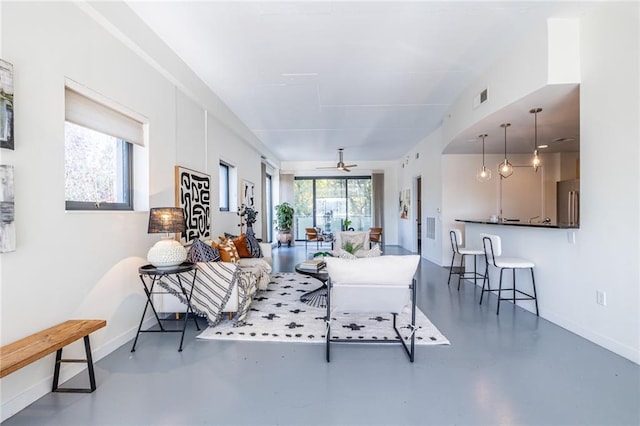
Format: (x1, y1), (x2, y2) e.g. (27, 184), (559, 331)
(52, 335), (97, 393)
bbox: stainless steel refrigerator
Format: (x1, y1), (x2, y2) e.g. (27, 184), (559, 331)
(557, 179), (580, 226)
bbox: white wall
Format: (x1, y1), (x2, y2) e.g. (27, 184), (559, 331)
(0, 2), (268, 419)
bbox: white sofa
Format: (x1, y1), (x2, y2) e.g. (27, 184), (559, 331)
(332, 230), (372, 257)
(154, 242), (272, 317)
(223, 242), (272, 313)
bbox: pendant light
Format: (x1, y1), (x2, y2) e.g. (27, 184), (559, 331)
(476, 134), (491, 182)
(498, 123), (513, 178)
(530, 107), (542, 172)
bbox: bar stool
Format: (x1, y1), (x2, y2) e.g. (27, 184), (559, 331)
(480, 233), (539, 316)
(447, 229), (485, 291)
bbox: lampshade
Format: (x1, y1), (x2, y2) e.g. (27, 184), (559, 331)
(476, 134), (492, 182)
(530, 107), (542, 172)
(498, 123), (513, 178)
(148, 207), (186, 234)
(147, 207), (187, 268)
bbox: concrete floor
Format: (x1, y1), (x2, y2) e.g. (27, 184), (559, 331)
(4, 245), (639, 425)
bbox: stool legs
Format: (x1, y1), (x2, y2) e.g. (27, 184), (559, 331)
(486, 267), (538, 316)
(447, 253), (457, 286)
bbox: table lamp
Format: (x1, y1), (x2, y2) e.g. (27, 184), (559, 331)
(147, 207), (187, 268)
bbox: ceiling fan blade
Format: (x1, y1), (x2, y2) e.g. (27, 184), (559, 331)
(343, 164), (357, 168)
(317, 166), (339, 169)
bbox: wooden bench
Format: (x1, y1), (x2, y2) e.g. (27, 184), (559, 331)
(0, 319), (106, 393)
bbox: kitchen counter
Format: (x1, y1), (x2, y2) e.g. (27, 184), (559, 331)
(455, 219), (579, 229)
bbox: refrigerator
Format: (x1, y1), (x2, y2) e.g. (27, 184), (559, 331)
(557, 179), (580, 226)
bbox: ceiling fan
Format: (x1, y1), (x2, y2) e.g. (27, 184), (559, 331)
(317, 148), (358, 172)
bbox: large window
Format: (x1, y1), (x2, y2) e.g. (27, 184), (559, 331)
(293, 177), (371, 240)
(219, 162), (230, 212)
(64, 87), (141, 211)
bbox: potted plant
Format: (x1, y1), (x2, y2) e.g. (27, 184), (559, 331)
(274, 202), (294, 247)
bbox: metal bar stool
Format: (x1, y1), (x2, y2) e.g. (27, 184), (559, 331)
(480, 233), (539, 316)
(447, 229), (485, 291)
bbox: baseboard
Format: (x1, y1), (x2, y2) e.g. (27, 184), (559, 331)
(542, 310), (639, 365)
(0, 317), (157, 423)
(466, 280), (639, 365)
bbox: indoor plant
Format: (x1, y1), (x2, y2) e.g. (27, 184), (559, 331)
(274, 202), (294, 247)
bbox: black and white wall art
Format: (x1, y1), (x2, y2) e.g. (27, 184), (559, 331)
(0, 59), (14, 150)
(241, 179), (255, 208)
(175, 166), (211, 243)
(1, 165), (15, 252)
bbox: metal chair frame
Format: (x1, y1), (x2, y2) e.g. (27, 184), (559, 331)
(447, 230), (484, 291)
(325, 276), (417, 363)
(480, 236), (539, 316)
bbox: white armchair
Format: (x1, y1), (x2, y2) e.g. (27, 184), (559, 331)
(332, 230), (371, 257)
(324, 255), (421, 362)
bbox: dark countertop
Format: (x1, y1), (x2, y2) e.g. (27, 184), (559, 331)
(456, 219), (579, 229)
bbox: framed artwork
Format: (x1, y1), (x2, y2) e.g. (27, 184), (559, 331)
(0, 59), (14, 150)
(1, 165), (15, 252)
(241, 179), (255, 208)
(175, 166), (211, 243)
(399, 189), (410, 220)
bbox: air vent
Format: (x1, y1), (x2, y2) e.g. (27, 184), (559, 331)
(426, 217), (436, 240)
(473, 88), (488, 109)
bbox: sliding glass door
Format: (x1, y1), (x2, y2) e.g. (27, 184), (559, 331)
(293, 177), (371, 240)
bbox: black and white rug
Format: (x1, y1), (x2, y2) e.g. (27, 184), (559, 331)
(197, 272), (450, 345)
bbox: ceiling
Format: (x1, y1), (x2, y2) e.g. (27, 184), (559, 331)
(126, 1), (591, 162)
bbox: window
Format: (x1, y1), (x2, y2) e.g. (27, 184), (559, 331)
(219, 162), (230, 211)
(265, 173), (273, 242)
(293, 176), (372, 240)
(64, 86), (142, 211)
(65, 123), (132, 210)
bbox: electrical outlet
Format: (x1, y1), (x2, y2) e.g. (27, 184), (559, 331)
(596, 290), (607, 306)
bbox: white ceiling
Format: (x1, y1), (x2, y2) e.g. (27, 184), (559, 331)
(126, 1), (591, 162)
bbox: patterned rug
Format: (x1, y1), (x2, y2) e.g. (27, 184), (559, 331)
(197, 272), (450, 345)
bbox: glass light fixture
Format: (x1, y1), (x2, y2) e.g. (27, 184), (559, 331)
(476, 134), (491, 182)
(530, 107), (542, 172)
(498, 123), (513, 178)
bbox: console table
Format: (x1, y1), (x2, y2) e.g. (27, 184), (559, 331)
(132, 263), (201, 352)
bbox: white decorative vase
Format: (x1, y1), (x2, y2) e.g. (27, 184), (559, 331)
(147, 238), (187, 268)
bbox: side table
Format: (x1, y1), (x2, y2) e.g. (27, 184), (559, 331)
(132, 262), (201, 352)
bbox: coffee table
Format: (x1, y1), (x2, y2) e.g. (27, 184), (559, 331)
(295, 263), (329, 308)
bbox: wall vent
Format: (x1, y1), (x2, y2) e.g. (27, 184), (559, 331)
(426, 217), (436, 240)
(473, 88), (488, 109)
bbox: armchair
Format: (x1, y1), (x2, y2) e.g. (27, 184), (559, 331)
(324, 255), (421, 362)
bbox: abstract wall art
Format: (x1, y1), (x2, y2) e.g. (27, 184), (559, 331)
(241, 179), (255, 208)
(175, 166), (211, 244)
(1, 165), (15, 252)
(399, 188), (410, 220)
(0, 59), (14, 150)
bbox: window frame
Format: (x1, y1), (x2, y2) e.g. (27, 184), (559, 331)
(64, 123), (134, 211)
(219, 162), (230, 212)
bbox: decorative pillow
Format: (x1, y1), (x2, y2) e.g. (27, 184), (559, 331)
(341, 232), (367, 252)
(187, 239), (220, 263)
(212, 239), (240, 263)
(228, 234), (253, 258)
(245, 232), (263, 258)
(363, 244), (383, 258)
(338, 249), (358, 259)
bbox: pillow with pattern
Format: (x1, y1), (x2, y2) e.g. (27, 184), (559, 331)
(338, 249), (358, 259)
(187, 239), (220, 263)
(229, 234), (253, 258)
(245, 232), (262, 258)
(211, 239), (240, 263)
(364, 244), (383, 258)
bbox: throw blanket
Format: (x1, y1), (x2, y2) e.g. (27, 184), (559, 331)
(238, 257), (272, 290)
(159, 262), (257, 327)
